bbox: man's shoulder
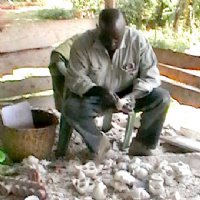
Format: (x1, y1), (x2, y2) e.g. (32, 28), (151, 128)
(72, 29), (97, 49)
(125, 27), (145, 40)
(124, 27), (148, 47)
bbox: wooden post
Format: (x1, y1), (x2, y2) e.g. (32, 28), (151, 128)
(104, 0), (117, 8)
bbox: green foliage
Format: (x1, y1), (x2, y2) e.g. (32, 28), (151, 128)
(71, 0), (104, 11)
(146, 28), (190, 52)
(37, 8), (74, 20)
(193, 0), (200, 26)
(119, 0), (200, 52)
(118, 0), (157, 29)
(118, 0), (177, 29)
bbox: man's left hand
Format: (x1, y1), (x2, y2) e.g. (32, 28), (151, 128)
(116, 97), (135, 114)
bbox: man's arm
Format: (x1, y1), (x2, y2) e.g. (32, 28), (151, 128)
(118, 33), (160, 113)
(132, 35), (161, 99)
(65, 38), (96, 96)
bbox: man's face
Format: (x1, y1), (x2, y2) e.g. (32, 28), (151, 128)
(99, 24), (125, 51)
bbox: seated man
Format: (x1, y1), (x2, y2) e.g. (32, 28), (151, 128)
(49, 8), (170, 161)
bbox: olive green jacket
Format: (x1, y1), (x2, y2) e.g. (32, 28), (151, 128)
(49, 34), (79, 111)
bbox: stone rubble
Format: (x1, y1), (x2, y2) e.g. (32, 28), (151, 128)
(0, 100), (200, 200)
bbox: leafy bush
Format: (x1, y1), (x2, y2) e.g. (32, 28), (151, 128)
(118, 0), (156, 29)
(37, 8), (74, 20)
(71, 0), (104, 12)
(118, 0), (177, 30)
(145, 28), (190, 52)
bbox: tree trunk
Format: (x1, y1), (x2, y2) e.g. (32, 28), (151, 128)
(184, 0), (193, 31)
(173, 0), (186, 32)
(104, 0), (117, 8)
(156, 1), (164, 27)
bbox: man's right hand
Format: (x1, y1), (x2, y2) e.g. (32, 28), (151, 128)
(83, 86), (118, 110)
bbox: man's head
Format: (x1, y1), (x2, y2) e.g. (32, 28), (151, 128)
(98, 9), (126, 51)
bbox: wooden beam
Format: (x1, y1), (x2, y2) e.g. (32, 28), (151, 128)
(161, 136), (200, 152)
(0, 19), (96, 53)
(0, 95), (55, 110)
(161, 76), (200, 108)
(0, 76), (52, 99)
(154, 48), (200, 70)
(158, 63), (200, 89)
(0, 48), (52, 76)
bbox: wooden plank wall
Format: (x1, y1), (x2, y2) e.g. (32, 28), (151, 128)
(0, 48), (52, 76)
(0, 76), (52, 99)
(0, 19), (96, 109)
(0, 19), (97, 53)
(154, 48), (200, 70)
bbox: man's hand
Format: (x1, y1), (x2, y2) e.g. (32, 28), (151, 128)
(116, 97), (135, 114)
(83, 86), (118, 110)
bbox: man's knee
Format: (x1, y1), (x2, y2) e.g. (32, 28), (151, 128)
(156, 87), (171, 107)
(62, 95), (81, 117)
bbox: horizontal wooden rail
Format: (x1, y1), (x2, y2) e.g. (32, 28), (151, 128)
(0, 48), (52, 76)
(0, 76), (52, 98)
(0, 94), (55, 110)
(154, 48), (200, 70)
(0, 19), (96, 53)
(158, 63), (200, 89)
(161, 76), (200, 108)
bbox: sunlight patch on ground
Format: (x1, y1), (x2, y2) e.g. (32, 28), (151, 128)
(0, 68), (50, 82)
(164, 99), (200, 134)
(0, 90), (53, 102)
(185, 42), (200, 56)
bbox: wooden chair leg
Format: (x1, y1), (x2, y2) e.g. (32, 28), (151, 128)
(122, 111), (136, 150)
(102, 110), (113, 132)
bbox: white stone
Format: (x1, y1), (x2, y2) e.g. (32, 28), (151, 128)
(78, 170), (86, 180)
(24, 196), (40, 200)
(135, 167), (149, 180)
(72, 177), (94, 195)
(125, 187), (150, 200)
(22, 155), (39, 167)
(170, 162), (192, 177)
(110, 180), (129, 192)
(22, 155), (46, 174)
(149, 173), (165, 196)
(129, 163), (139, 174)
(131, 157), (141, 165)
(92, 180), (107, 200)
(170, 191), (181, 200)
(116, 162), (128, 171)
(106, 149), (119, 160)
(140, 163), (153, 172)
(114, 170), (135, 186)
(75, 161), (99, 178)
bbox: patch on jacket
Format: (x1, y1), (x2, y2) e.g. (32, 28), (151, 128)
(122, 63), (136, 74)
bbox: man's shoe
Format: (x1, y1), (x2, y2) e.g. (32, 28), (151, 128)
(128, 139), (162, 156)
(94, 134), (111, 164)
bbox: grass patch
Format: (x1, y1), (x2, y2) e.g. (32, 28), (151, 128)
(37, 8), (74, 20)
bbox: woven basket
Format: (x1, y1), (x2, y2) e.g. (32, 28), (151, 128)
(0, 109), (58, 162)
